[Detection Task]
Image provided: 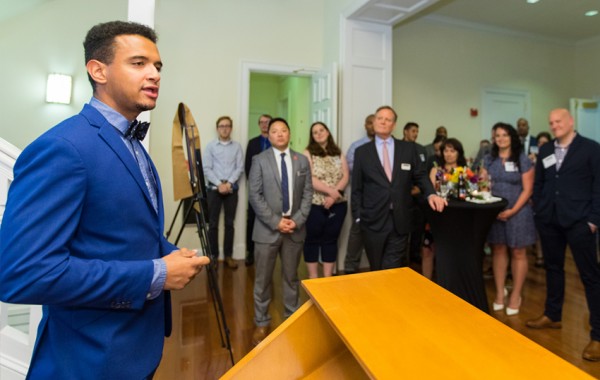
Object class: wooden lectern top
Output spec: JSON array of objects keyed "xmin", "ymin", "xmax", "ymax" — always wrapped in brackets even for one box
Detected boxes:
[
  {"xmin": 302, "ymin": 268, "xmax": 591, "ymax": 379},
  {"xmin": 222, "ymin": 268, "xmax": 592, "ymax": 379}
]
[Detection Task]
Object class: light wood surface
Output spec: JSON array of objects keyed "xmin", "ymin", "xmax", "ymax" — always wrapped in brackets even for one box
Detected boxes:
[
  {"xmin": 301, "ymin": 268, "xmax": 592, "ymax": 379},
  {"xmin": 155, "ymin": 252, "xmax": 600, "ymax": 379},
  {"xmin": 221, "ymin": 300, "xmax": 367, "ymax": 379}
]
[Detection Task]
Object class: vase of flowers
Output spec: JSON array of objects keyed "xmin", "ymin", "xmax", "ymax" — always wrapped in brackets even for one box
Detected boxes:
[{"xmin": 435, "ymin": 162, "xmax": 490, "ymax": 200}]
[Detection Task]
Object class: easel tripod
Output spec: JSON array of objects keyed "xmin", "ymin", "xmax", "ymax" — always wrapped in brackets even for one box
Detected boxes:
[{"xmin": 165, "ymin": 103, "xmax": 234, "ymax": 365}]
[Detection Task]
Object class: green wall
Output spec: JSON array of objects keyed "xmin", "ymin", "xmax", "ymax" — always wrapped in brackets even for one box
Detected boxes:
[{"xmin": 248, "ymin": 73, "xmax": 311, "ymax": 152}]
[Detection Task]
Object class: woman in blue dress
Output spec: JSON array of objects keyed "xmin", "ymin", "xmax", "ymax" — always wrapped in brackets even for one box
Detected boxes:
[{"xmin": 480, "ymin": 123, "xmax": 535, "ymax": 316}]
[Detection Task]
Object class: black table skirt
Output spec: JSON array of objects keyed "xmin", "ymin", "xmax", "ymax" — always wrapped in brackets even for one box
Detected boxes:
[{"xmin": 423, "ymin": 198, "xmax": 508, "ymax": 312}]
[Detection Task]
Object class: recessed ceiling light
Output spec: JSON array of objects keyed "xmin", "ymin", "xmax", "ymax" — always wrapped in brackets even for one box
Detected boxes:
[
  {"xmin": 526, "ymin": 0, "xmax": 539, "ymax": 4},
  {"xmin": 585, "ymin": 10, "xmax": 598, "ymax": 16}
]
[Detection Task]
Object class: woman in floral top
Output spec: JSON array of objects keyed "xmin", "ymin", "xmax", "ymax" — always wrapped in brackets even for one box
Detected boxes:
[{"xmin": 302, "ymin": 122, "xmax": 349, "ymax": 278}]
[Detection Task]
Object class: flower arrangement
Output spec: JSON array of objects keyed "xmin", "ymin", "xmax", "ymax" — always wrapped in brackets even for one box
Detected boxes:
[
  {"xmin": 443, "ymin": 166, "xmax": 477, "ymax": 185},
  {"xmin": 435, "ymin": 162, "xmax": 490, "ymax": 200}
]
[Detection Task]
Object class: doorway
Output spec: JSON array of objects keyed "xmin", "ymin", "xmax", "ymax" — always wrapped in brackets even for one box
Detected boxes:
[
  {"xmin": 481, "ymin": 88, "xmax": 530, "ymax": 139},
  {"xmin": 248, "ymin": 72, "xmax": 312, "ymax": 151}
]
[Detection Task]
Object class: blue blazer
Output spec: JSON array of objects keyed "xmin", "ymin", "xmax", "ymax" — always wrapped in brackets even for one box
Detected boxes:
[
  {"xmin": 0, "ymin": 105, "xmax": 178, "ymax": 379},
  {"xmin": 533, "ymin": 133, "xmax": 600, "ymax": 228}
]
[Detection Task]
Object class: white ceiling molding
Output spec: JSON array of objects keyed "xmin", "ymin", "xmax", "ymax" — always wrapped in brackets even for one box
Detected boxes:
[{"xmin": 347, "ymin": 0, "xmax": 439, "ymax": 25}]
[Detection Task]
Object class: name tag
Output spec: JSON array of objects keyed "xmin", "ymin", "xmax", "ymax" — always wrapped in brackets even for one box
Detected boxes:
[
  {"xmin": 543, "ymin": 154, "xmax": 557, "ymax": 169},
  {"xmin": 401, "ymin": 163, "xmax": 411, "ymax": 171},
  {"xmin": 504, "ymin": 162, "xmax": 517, "ymax": 172}
]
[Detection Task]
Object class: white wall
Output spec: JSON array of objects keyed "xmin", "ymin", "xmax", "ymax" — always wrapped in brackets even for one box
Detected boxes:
[
  {"xmin": 575, "ymin": 37, "xmax": 600, "ymax": 99},
  {"xmin": 0, "ymin": 0, "xmax": 126, "ymax": 149},
  {"xmin": 392, "ymin": 19, "xmax": 577, "ymax": 157}
]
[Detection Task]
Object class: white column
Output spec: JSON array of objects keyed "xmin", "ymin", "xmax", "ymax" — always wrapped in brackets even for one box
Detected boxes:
[{"xmin": 128, "ymin": 0, "xmax": 156, "ymax": 151}]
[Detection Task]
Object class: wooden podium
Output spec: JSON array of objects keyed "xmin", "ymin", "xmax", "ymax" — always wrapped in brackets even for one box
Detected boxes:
[{"xmin": 221, "ymin": 268, "xmax": 592, "ymax": 379}]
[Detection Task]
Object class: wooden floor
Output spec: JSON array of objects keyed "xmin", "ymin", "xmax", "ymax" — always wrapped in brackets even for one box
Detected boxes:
[{"xmin": 155, "ymin": 251, "xmax": 600, "ymax": 379}]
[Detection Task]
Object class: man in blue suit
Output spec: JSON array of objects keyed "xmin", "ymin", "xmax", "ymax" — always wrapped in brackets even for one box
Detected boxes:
[
  {"xmin": 0, "ymin": 21, "xmax": 209, "ymax": 378},
  {"xmin": 526, "ymin": 108, "xmax": 600, "ymax": 362}
]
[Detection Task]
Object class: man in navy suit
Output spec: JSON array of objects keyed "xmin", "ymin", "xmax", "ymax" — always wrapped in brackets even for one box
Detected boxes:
[
  {"xmin": 351, "ymin": 106, "xmax": 446, "ymax": 271},
  {"xmin": 526, "ymin": 108, "xmax": 600, "ymax": 362},
  {"xmin": 0, "ymin": 21, "xmax": 209, "ymax": 378},
  {"xmin": 517, "ymin": 117, "xmax": 538, "ymax": 156}
]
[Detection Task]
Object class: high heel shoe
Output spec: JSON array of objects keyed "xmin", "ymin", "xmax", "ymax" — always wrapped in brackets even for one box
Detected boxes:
[
  {"xmin": 492, "ymin": 287, "xmax": 508, "ymax": 311},
  {"xmin": 506, "ymin": 297, "xmax": 522, "ymax": 316}
]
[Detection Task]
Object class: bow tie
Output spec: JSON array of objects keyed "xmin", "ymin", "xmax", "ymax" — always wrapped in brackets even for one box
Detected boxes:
[{"xmin": 126, "ymin": 120, "xmax": 150, "ymax": 141}]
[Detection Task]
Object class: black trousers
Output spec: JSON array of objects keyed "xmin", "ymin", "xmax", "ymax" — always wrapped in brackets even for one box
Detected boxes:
[
  {"xmin": 246, "ymin": 202, "xmax": 256, "ymax": 255},
  {"xmin": 344, "ymin": 218, "xmax": 365, "ymax": 272},
  {"xmin": 207, "ymin": 189, "xmax": 238, "ymax": 258},
  {"xmin": 361, "ymin": 210, "xmax": 408, "ymax": 271},
  {"xmin": 536, "ymin": 211, "xmax": 600, "ymax": 341}
]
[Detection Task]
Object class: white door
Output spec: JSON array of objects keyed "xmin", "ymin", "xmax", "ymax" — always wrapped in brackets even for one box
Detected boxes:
[
  {"xmin": 481, "ymin": 88, "xmax": 530, "ymax": 140},
  {"xmin": 570, "ymin": 98, "xmax": 600, "ymax": 143},
  {"xmin": 0, "ymin": 138, "xmax": 42, "ymax": 380},
  {"xmin": 311, "ymin": 63, "xmax": 338, "ymax": 139}
]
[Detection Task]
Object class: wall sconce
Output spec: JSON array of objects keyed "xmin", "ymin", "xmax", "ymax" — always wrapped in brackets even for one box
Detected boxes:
[{"xmin": 46, "ymin": 73, "xmax": 72, "ymax": 104}]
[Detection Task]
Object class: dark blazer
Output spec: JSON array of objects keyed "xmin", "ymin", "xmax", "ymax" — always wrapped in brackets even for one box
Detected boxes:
[
  {"xmin": 0, "ymin": 104, "xmax": 177, "ymax": 378},
  {"xmin": 245, "ymin": 135, "xmax": 263, "ymax": 178},
  {"xmin": 524, "ymin": 135, "xmax": 538, "ymax": 155},
  {"xmin": 248, "ymin": 148, "xmax": 313, "ymax": 243},
  {"xmin": 351, "ymin": 138, "xmax": 435, "ymax": 234},
  {"xmin": 533, "ymin": 133, "xmax": 600, "ymax": 228}
]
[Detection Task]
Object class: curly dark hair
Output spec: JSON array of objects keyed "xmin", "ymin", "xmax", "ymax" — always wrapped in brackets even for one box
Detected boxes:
[
  {"xmin": 440, "ymin": 138, "xmax": 467, "ymax": 167},
  {"xmin": 84, "ymin": 21, "xmax": 158, "ymax": 90},
  {"xmin": 491, "ymin": 122, "xmax": 522, "ymax": 169},
  {"xmin": 305, "ymin": 122, "xmax": 341, "ymax": 157}
]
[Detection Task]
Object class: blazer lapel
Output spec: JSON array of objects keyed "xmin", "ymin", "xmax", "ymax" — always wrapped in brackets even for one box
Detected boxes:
[
  {"xmin": 96, "ymin": 119, "xmax": 155, "ymax": 212},
  {"xmin": 558, "ymin": 134, "xmax": 581, "ymax": 172},
  {"xmin": 265, "ymin": 150, "xmax": 282, "ymax": 188},
  {"xmin": 391, "ymin": 138, "xmax": 402, "ymax": 182}
]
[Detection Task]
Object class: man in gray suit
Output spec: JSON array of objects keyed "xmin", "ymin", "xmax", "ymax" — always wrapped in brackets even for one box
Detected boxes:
[{"xmin": 248, "ymin": 117, "xmax": 313, "ymax": 345}]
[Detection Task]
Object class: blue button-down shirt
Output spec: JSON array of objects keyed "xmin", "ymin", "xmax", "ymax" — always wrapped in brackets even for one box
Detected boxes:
[
  {"xmin": 89, "ymin": 97, "xmax": 166, "ymax": 300},
  {"xmin": 203, "ymin": 138, "xmax": 244, "ymax": 188}
]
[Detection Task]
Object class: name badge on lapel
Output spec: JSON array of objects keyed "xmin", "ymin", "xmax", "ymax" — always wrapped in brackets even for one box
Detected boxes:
[
  {"xmin": 542, "ymin": 154, "xmax": 557, "ymax": 169},
  {"xmin": 504, "ymin": 162, "xmax": 517, "ymax": 172},
  {"xmin": 401, "ymin": 163, "xmax": 411, "ymax": 171}
]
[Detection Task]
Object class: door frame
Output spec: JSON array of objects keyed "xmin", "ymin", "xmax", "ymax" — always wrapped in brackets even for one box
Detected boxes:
[{"xmin": 239, "ymin": 61, "xmax": 319, "ymax": 150}]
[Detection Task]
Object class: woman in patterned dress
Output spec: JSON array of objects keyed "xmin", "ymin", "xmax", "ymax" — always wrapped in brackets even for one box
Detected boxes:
[
  {"xmin": 480, "ymin": 123, "xmax": 535, "ymax": 316},
  {"xmin": 302, "ymin": 122, "xmax": 349, "ymax": 278}
]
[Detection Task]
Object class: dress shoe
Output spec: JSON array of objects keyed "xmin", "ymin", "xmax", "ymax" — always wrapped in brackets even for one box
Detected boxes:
[
  {"xmin": 583, "ymin": 340, "xmax": 600, "ymax": 361},
  {"xmin": 225, "ymin": 257, "xmax": 238, "ymax": 269},
  {"xmin": 526, "ymin": 315, "xmax": 562, "ymax": 329},
  {"xmin": 492, "ymin": 287, "xmax": 508, "ymax": 311},
  {"xmin": 251, "ymin": 325, "xmax": 270, "ymax": 346},
  {"xmin": 245, "ymin": 253, "xmax": 254, "ymax": 266},
  {"xmin": 506, "ymin": 297, "xmax": 521, "ymax": 316}
]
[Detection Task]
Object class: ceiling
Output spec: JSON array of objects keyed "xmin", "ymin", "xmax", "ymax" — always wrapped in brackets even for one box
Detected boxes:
[
  {"xmin": 350, "ymin": 0, "xmax": 600, "ymax": 44},
  {"xmin": 2, "ymin": 0, "xmax": 600, "ymax": 44}
]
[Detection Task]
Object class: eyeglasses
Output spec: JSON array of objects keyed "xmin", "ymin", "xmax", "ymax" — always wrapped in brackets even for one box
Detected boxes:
[{"xmin": 217, "ymin": 124, "xmax": 232, "ymax": 129}]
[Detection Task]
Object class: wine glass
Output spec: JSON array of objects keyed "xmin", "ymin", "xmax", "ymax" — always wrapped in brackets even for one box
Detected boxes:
[{"xmin": 439, "ymin": 181, "xmax": 450, "ymax": 199}]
